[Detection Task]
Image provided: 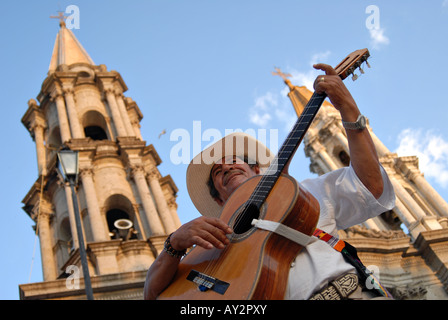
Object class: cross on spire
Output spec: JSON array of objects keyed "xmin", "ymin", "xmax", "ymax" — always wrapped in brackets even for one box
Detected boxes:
[
  {"xmin": 271, "ymin": 67, "xmax": 292, "ymax": 81},
  {"xmin": 272, "ymin": 67, "xmax": 295, "ymax": 91},
  {"xmin": 50, "ymin": 10, "xmax": 68, "ymax": 27}
]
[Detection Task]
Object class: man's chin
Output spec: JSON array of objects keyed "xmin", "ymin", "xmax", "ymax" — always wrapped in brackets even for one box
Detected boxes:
[{"xmin": 225, "ymin": 176, "xmax": 247, "ymax": 194}]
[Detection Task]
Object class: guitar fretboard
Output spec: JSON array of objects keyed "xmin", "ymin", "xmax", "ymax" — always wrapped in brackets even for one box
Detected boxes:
[{"xmin": 249, "ymin": 92, "xmax": 327, "ymax": 209}]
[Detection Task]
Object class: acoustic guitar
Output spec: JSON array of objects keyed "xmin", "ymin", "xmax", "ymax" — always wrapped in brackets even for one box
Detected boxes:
[{"xmin": 158, "ymin": 49, "xmax": 371, "ymax": 300}]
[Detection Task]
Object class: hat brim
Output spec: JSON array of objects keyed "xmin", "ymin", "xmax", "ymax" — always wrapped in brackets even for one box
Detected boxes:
[{"xmin": 186, "ymin": 132, "xmax": 275, "ymax": 218}]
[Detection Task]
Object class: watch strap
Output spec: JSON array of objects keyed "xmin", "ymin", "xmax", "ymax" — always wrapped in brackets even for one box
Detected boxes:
[{"xmin": 342, "ymin": 114, "xmax": 366, "ymax": 130}]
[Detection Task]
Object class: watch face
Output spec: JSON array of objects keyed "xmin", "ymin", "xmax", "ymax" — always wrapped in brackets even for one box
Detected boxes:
[{"xmin": 359, "ymin": 115, "xmax": 367, "ymax": 128}]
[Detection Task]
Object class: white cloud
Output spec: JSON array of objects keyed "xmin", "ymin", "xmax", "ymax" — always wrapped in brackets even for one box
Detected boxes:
[
  {"xmin": 310, "ymin": 51, "xmax": 332, "ymax": 66},
  {"xmin": 395, "ymin": 129, "xmax": 448, "ymax": 188},
  {"xmin": 248, "ymin": 92, "xmax": 276, "ymax": 127},
  {"xmin": 369, "ymin": 27, "xmax": 390, "ymax": 49},
  {"xmin": 249, "ymin": 51, "xmax": 332, "ymax": 130},
  {"xmin": 287, "ymin": 50, "xmax": 331, "ymax": 91},
  {"xmin": 287, "ymin": 69, "xmax": 319, "ymax": 92}
]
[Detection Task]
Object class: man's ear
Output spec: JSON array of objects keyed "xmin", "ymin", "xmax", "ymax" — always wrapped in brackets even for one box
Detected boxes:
[{"xmin": 213, "ymin": 196, "xmax": 225, "ymax": 206}]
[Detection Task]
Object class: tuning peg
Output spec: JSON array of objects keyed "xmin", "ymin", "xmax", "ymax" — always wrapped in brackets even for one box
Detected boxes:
[
  {"xmin": 359, "ymin": 66, "xmax": 365, "ymax": 74},
  {"xmin": 365, "ymin": 60, "xmax": 371, "ymax": 68},
  {"xmin": 352, "ymin": 73, "xmax": 358, "ymax": 81}
]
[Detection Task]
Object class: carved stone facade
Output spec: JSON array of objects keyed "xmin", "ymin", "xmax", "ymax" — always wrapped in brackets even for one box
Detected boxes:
[
  {"xmin": 19, "ymin": 21, "xmax": 180, "ymax": 300},
  {"xmin": 284, "ymin": 82, "xmax": 448, "ymax": 300}
]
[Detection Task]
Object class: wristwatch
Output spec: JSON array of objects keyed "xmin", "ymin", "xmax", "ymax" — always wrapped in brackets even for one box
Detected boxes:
[{"xmin": 342, "ymin": 114, "xmax": 367, "ymax": 130}]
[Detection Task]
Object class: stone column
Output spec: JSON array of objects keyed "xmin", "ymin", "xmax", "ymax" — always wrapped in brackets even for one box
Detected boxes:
[
  {"xmin": 408, "ymin": 172, "xmax": 448, "ymax": 217},
  {"xmin": 319, "ymin": 149, "xmax": 339, "ymax": 171},
  {"xmin": 132, "ymin": 204, "xmax": 148, "ymax": 240},
  {"xmin": 392, "ymin": 197, "xmax": 417, "ymax": 228},
  {"xmin": 147, "ymin": 167, "xmax": 177, "ymax": 234},
  {"xmin": 390, "ymin": 177, "xmax": 427, "ymax": 220},
  {"xmin": 131, "ymin": 166, "xmax": 165, "ymax": 236},
  {"xmin": 104, "ymin": 116, "xmax": 116, "ymax": 141},
  {"xmin": 167, "ymin": 195, "xmax": 182, "ymax": 228},
  {"xmin": 309, "ymin": 157, "xmax": 327, "ymax": 175},
  {"xmin": 62, "ymin": 87, "xmax": 84, "ymax": 139},
  {"xmin": 334, "ymin": 131, "xmax": 349, "ymax": 154},
  {"xmin": 116, "ymin": 93, "xmax": 136, "ymax": 137},
  {"xmin": 37, "ymin": 205, "xmax": 58, "ymax": 281},
  {"xmin": 311, "ymin": 140, "xmax": 339, "ymax": 171},
  {"xmin": 51, "ymin": 87, "xmax": 71, "ymax": 143},
  {"xmin": 364, "ymin": 217, "xmax": 382, "ymax": 231},
  {"xmin": 62, "ymin": 182, "xmax": 79, "ymax": 249},
  {"xmin": 79, "ymin": 168, "xmax": 108, "ymax": 242},
  {"xmin": 105, "ymin": 89, "xmax": 127, "ymax": 137},
  {"xmin": 305, "ymin": 140, "xmax": 339, "ymax": 174},
  {"xmin": 32, "ymin": 123, "xmax": 47, "ymax": 176},
  {"xmin": 369, "ymin": 129, "xmax": 390, "ymax": 158},
  {"xmin": 130, "ymin": 118, "xmax": 143, "ymax": 140}
]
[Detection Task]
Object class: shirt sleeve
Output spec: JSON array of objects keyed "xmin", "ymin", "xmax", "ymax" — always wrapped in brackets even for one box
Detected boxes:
[{"xmin": 301, "ymin": 164, "xmax": 396, "ymax": 230}]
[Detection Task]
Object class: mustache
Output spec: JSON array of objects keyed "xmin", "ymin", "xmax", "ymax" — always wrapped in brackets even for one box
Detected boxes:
[{"xmin": 223, "ymin": 169, "xmax": 245, "ymax": 186}]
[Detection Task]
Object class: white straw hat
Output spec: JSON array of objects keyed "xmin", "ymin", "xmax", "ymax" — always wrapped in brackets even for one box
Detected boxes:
[{"xmin": 186, "ymin": 132, "xmax": 275, "ymax": 217}]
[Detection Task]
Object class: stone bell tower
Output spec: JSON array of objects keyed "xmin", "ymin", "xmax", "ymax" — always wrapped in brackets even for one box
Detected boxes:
[
  {"xmin": 274, "ymin": 70, "xmax": 448, "ymax": 299},
  {"xmin": 19, "ymin": 19, "xmax": 180, "ymax": 299}
]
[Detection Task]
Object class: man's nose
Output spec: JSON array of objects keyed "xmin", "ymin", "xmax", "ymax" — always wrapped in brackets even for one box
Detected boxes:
[{"xmin": 221, "ymin": 163, "xmax": 235, "ymax": 174}]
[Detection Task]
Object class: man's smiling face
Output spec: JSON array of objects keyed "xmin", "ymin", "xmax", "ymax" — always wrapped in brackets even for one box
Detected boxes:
[{"xmin": 210, "ymin": 156, "xmax": 260, "ymax": 206}]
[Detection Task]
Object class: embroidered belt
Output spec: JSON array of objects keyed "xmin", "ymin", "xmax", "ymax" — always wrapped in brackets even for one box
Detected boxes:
[{"xmin": 309, "ymin": 273, "xmax": 359, "ymax": 300}]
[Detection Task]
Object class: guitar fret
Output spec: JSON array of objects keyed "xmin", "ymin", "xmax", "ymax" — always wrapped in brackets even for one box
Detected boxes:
[{"xmin": 249, "ymin": 92, "xmax": 327, "ymax": 209}]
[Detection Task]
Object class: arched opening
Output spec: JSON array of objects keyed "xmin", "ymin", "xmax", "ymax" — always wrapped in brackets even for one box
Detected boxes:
[
  {"xmin": 106, "ymin": 209, "xmax": 130, "ymax": 232},
  {"xmin": 82, "ymin": 110, "xmax": 110, "ymax": 141},
  {"xmin": 56, "ymin": 217, "xmax": 74, "ymax": 274},
  {"xmin": 84, "ymin": 126, "xmax": 108, "ymax": 140},
  {"xmin": 77, "ymin": 71, "xmax": 90, "ymax": 78},
  {"xmin": 338, "ymin": 150, "xmax": 350, "ymax": 167},
  {"xmin": 104, "ymin": 194, "xmax": 140, "ymax": 240}
]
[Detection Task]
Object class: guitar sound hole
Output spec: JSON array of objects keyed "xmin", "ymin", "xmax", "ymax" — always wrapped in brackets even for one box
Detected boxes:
[{"xmin": 233, "ymin": 203, "xmax": 260, "ymax": 235}]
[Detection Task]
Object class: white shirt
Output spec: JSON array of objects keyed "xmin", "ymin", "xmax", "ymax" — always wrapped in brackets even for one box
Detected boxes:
[{"xmin": 285, "ymin": 165, "xmax": 396, "ymax": 300}]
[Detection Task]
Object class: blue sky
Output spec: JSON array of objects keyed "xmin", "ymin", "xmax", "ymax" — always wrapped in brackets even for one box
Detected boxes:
[{"xmin": 1, "ymin": 0, "xmax": 448, "ymax": 300}]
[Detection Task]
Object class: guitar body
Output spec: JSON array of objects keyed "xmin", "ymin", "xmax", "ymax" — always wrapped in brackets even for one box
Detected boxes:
[{"xmin": 157, "ymin": 173, "xmax": 319, "ymax": 300}]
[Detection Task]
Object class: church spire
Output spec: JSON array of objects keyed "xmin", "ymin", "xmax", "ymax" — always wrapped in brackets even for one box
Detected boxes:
[
  {"xmin": 48, "ymin": 13, "xmax": 94, "ymax": 72},
  {"xmin": 272, "ymin": 67, "xmax": 333, "ymax": 116}
]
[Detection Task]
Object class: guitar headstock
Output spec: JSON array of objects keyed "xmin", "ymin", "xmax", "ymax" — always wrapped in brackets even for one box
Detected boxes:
[{"xmin": 334, "ymin": 48, "xmax": 370, "ymax": 81}]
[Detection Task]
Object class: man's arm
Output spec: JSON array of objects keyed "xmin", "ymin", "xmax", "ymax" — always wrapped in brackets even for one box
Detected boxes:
[
  {"xmin": 143, "ymin": 216, "xmax": 232, "ymax": 300},
  {"xmin": 313, "ymin": 63, "xmax": 383, "ymax": 199}
]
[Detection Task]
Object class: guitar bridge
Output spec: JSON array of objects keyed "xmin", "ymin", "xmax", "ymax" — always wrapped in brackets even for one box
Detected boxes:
[{"xmin": 186, "ymin": 270, "xmax": 230, "ymax": 295}]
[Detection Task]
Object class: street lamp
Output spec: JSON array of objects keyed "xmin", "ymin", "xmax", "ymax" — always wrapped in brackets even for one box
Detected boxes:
[{"xmin": 57, "ymin": 149, "xmax": 94, "ymax": 300}]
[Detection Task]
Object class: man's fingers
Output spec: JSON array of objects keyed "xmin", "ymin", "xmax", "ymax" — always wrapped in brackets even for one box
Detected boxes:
[
  {"xmin": 313, "ymin": 63, "xmax": 337, "ymax": 75},
  {"xmin": 171, "ymin": 216, "xmax": 233, "ymax": 251},
  {"xmin": 194, "ymin": 230, "xmax": 228, "ymax": 250},
  {"xmin": 313, "ymin": 63, "xmax": 339, "ymax": 94},
  {"xmin": 190, "ymin": 217, "xmax": 232, "ymax": 250},
  {"xmin": 204, "ymin": 217, "xmax": 233, "ymax": 234},
  {"xmin": 201, "ymin": 219, "xmax": 231, "ymax": 249},
  {"xmin": 192, "ymin": 236, "xmax": 214, "ymax": 250}
]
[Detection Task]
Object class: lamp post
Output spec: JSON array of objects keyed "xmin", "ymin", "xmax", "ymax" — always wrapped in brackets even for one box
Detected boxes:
[{"xmin": 57, "ymin": 150, "xmax": 94, "ymax": 300}]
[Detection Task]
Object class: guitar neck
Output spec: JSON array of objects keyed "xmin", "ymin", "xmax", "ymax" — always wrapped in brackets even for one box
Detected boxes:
[
  {"xmin": 247, "ymin": 48, "xmax": 370, "ymax": 210},
  {"xmin": 274, "ymin": 91, "xmax": 327, "ymax": 174},
  {"xmin": 250, "ymin": 92, "xmax": 327, "ymax": 208}
]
